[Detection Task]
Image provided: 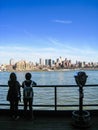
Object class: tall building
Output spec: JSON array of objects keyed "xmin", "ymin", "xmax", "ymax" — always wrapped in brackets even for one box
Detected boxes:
[
  {"xmin": 45, "ymin": 59, "xmax": 48, "ymax": 66},
  {"xmin": 39, "ymin": 58, "xmax": 44, "ymax": 65},
  {"xmin": 9, "ymin": 58, "xmax": 14, "ymax": 65},
  {"xmin": 45, "ymin": 59, "xmax": 52, "ymax": 67},
  {"xmin": 48, "ymin": 59, "xmax": 52, "ymax": 67}
]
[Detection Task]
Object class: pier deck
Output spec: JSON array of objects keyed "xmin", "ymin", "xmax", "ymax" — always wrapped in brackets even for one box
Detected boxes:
[{"xmin": 0, "ymin": 110, "xmax": 98, "ymax": 130}]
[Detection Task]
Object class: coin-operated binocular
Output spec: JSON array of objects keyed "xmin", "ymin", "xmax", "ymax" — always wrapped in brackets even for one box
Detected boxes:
[
  {"xmin": 72, "ymin": 71, "xmax": 91, "ymax": 128},
  {"xmin": 74, "ymin": 71, "xmax": 88, "ymax": 87}
]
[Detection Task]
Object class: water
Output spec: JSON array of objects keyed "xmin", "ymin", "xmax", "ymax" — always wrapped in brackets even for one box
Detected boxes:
[{"xmin": 0, "ymin": 70, "xmax": 98, "ymax": 110}]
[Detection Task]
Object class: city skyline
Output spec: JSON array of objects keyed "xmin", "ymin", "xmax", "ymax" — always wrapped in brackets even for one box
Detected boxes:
[
  {"xmin": 1, "ymin": 56, "xmax": 98, "ymax": 66},
  {"xmin": 0, "ymin": 0, "xmax": 98, "ymax": 64}
]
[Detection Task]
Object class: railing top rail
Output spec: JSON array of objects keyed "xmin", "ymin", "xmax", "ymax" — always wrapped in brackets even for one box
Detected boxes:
[{"xmin": 0, "ymin": 84, "xmax": 98, "ymax": 87}]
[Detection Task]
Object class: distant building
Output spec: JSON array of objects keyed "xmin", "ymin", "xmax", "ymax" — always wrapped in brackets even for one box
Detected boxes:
[
  {"xmin": 39, "ymin": 58, "xmax": 44, "ymax": 65},
  {"xmin": 45, "ymin": 59, "xmax": 49, "ymax": 66},
  {"xmin": 48, "ymin": 59, "xmax": 52, "ymax": 67},
  {"xmin": 10, "ymin": 58, "xmax": 15, "ymax": 65}
]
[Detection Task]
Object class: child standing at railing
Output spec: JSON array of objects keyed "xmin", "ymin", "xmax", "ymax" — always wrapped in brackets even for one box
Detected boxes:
[
  {"xmin": 7, "ymin": 72, "xmax": 21, "ymax": 120},
  {"xmin": 22, "ymin": 72, "xmax": 37, "ymax": 120}
]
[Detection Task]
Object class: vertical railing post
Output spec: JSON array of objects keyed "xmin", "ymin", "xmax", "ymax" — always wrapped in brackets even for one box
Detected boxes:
[{"xmin": 54, "ymin": 86, "xmax": 57, "ymax": 111}]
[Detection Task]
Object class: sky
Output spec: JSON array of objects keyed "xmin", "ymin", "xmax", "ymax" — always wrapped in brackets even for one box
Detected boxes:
[{"xmin": 0, "ymin": 0, "xmax": 98, "ymax": 64}]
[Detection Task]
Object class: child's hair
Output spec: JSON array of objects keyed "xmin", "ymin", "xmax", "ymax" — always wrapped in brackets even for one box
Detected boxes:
[
  {"xmin": 10, "ymin": 72, "xmax": 16, "ymax": 81},
  {"xmin": 25, "ymin": 72, "xmax": 31, "ymax": 80}
]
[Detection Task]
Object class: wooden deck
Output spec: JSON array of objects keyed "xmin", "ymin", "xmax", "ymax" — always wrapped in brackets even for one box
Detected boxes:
[{"xmin": 0, "ymin": 110, "xmax": 98, "ymax": 130}]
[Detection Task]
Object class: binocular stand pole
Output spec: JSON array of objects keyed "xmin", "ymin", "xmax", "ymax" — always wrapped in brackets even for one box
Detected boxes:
[{"xmin": 72, "ymin": 85, "xmax": 91, "ymax": 128}]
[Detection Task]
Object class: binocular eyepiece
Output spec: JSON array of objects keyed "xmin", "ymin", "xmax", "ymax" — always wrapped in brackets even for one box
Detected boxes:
[{"xmin": 74, "ymin": 71, "xmax": 88, "ymax": 87}]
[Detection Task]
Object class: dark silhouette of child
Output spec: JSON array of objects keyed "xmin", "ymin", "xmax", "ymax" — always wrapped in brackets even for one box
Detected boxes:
[
  {"xmin": 7, "ymin": 72, "xmax": 21, "ymax": 120},
  {"xmin": 22, "ymin": 72, "xmax": 37, "ymax": 120}
]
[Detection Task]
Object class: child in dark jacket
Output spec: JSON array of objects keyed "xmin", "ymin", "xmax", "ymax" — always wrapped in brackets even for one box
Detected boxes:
[{"xmin": 7, "ymin": 72, "xmax": 21, "ymax": 120}]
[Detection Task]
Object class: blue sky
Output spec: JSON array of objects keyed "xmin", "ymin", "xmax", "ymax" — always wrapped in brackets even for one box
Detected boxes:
[{"xmin": 0, "ymin": 0, "xmax": 98, "ymax": 64}]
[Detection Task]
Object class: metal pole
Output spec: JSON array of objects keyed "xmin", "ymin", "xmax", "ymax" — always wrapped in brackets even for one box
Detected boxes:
[
  {"xmin": 79, "ymin": 86, "xmax": 83, "ymax": 116},
  {"xmin": 54, "ymin": 86, "xmax": 57, "ymax": 111}
]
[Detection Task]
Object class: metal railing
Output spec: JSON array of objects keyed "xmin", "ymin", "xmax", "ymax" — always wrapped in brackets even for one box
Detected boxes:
[{"xmin": 0, "ymin": 84, "xmax": 98, "ymax": 111}]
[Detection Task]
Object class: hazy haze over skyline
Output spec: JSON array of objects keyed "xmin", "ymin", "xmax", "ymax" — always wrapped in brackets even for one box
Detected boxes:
[{"xmin": 0, "ymin": 0, "xmax": 98, "ymax": 64}]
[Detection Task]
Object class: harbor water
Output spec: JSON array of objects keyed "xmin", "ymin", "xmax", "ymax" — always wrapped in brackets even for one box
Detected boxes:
[{"xmin": 0, "ymin": 70, "xmax": 98, "ymax": 110}]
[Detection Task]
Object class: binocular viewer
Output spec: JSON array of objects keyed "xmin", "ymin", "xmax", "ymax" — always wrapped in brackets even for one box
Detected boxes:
[
  {"xmin": 74, "ymin": 71, "xmax": 88, "ymax": 87},
  {"xmin": 72, "ymin": 71, "xmax": 91, "ymax": 128}
]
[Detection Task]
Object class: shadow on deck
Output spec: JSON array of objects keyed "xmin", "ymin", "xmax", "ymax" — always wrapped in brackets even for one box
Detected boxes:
[{"xmin": 0, "ymin": 110, "xmax": 98, "ymax": 130}]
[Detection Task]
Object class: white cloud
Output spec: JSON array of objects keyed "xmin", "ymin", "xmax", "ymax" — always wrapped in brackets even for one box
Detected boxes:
[
  {"xmin": 53, "ymin": 19, "xmax": 72, "ymax": 24},
  {"xmin": 0, "ymin": 45, "xmax": 58, "ymax": 64},
  {"xmin": 0, "ymin": 38, "xmax": 98, "ymax": 65}
]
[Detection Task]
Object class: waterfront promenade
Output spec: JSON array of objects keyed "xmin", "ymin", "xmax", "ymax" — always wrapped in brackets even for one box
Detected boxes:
[{"xmin": 0, "ymin": 110, "xmax": 98, "ymax": 130}]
